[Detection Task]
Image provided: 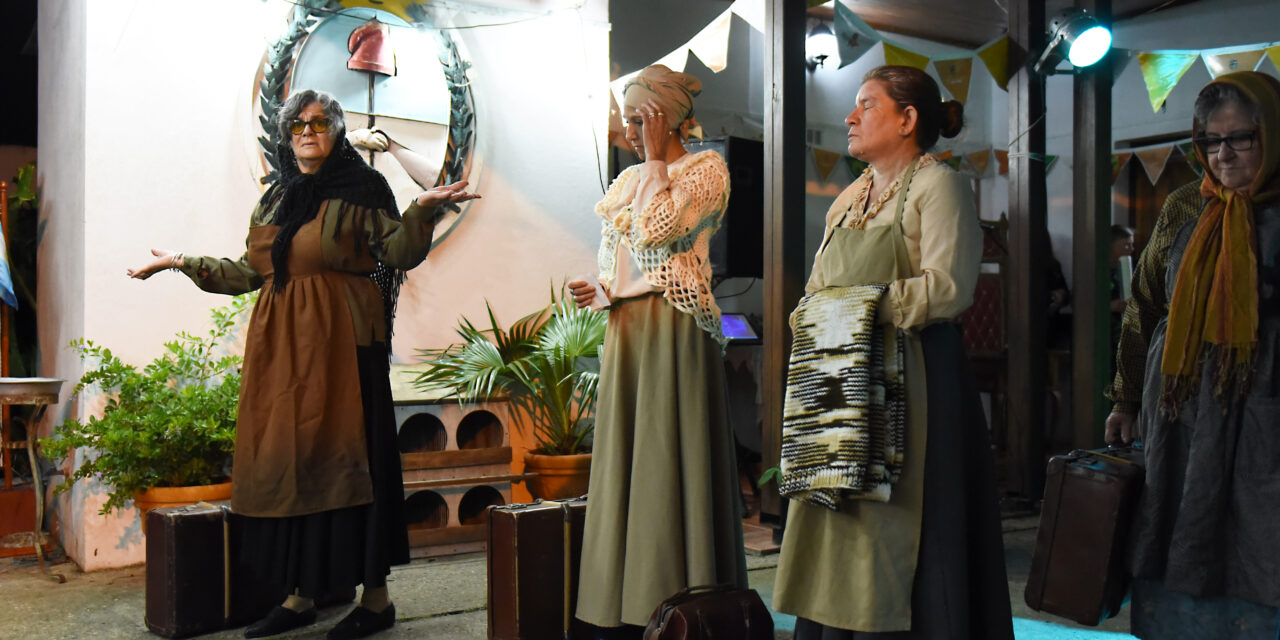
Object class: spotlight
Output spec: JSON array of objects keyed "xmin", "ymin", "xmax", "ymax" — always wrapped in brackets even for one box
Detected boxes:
[
  {"xmin": 1032, "ymin": 7, "xmax": 1112, "ymax": 75},
  {"xmin": 805, "ymin": 23, "xmax": 839, "ymax": 71}
]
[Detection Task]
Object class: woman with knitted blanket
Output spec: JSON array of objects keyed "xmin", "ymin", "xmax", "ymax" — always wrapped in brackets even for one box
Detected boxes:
[
  {"xmin": 127, "ymin": 89, "xmax": 477, "ymax": 640},
  {"xmin": 772, "ymin": 66, "xmax": 1012, "ymax": 639},
  {"xmin": 1116, "ymin": 71, "xmax": 1280, "ymax": 640},
  {"xmin": 568, "ymin": 64, "xmax": 747, "ymax": 637}
]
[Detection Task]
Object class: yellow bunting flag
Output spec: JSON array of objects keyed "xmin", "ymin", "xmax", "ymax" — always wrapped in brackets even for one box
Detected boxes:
[
  {"xmin": 933, "ymin": 57, "xmax": 974, "ymax": 103},
  {"xmin": 834, "ymin": 1, "xmax": 880, "ymax": 70},
  {"xmin": 994, "ymin": 149, "xmax": 1009, "ymax": 175},
  {"xmin": 1135, "ymin": 145, "xmax": 1175, "ymax": 184},
  {"xmin": 846, "ymin": 156, "xmax": 869, "ymax": 178},
  {"xmin": 968, "ymin": 150, "xmax": 991, "ymax": 176},
  {"xmin": 688, "ymin": 9, "xmax": 733, "ymax": 73},
  {"xmin": 1202, "ymin": 46, "xmax": 1266, "ymax": 79},
  {"xmin": 1138, "ymin": 51, "xmax": 1200, "ymax": 113},
  {"xmin": 1111, "ymin": 152, "xmax": 1132, "ymax": 184},
  {"xmin": 1268, "ymin": 46, "xmax": 1280, "ymax": 73},
  {"xmin": 882, "ymin": 41, "xmax": 929, "ymax": 71},
  {"xmin": 977, "ymin": 36, "xmax": 1011, "ymax": 91},
  {"xmin": 813, "ymin": 148, "xmax": 842, "ymax": 182},
  {"xmin": 338, "ymin": 0, "xmax": 417, "ymax": 22}
]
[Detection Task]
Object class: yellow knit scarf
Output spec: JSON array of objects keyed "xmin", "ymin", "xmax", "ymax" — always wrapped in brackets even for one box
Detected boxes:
[{"xmin": 1160, "ymin": 71, "xmax": 1280, "ymax": 415}]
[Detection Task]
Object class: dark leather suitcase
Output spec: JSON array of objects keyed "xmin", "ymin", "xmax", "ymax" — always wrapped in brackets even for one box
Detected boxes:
[
  {"xmin": 487, "ymin": 497, "xmax": 588, "ymax": 640},
  {"xmin": 1024, "ymin": 445, "xmax": 1145, "ymax": 626},
  {"xmin": 144, "ymin": 502, "xmax": 283, "ymax": 637},
  {"xmin": 145, "ymin": 502, "xmax": 230, "ymax": 638},
  {"xmin": 643, "ymin": 585, "xmax": 774, "ymax": 640}
]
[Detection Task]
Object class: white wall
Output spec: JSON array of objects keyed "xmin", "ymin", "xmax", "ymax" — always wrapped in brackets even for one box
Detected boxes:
[{"xmin": 39, "ymin": 0, "xmax": 608, "ymax": 570}]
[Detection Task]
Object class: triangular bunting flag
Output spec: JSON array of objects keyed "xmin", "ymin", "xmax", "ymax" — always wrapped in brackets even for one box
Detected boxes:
[
  {"xmin": 655, "ymin": 46, "xmax": 691, "ymax": 73},
  {"xmin": 943, "ymin": 156, "xmax": 964, "ymax": 170},
  {"xmin": 845, "ymin": 156, "xmax": 869, "ymax": 178},
  {"xmin": 936, "ymin": 150, "xmax": 954, "ymax": 161},
  {"xmin": 968, "ymin": 150, "xmax": 991, "ymax": 176},
  {"xmin": 994, "ymin": 149, "xmax": 1009, "ymax": 175},
  {"xmin": 977, "ymin": 36, "xmax": 1011, "ymax": 91},
  {"xmin": 1138, "ymin": 51, "xmax": 1199, "ymax": 113},
  {"xmin": 813, "ymin": 148, "xmax": 842, "ymax": 182},
  {"xmin": 933, "ymin": 57, "xmax": 973, "ymax": 103},
  {"xmin": 688, "ymin": 9, "xmax": 733, "ymax": 73},
  {"xmin": 882, "ymin": 41, "xmax": 929, "ymax": 71},
  {"xmin": 1177, "ymin": 142, "xmax": 1204, "ymax": 177},
  {"xmin": 1044, "ymin": 154, "xmax": 1059, "ymax": 174},
  {"xmin": 1110, "ymin": 152, "xmax": 1132, "ymax": 184},
  {"xmin": 833, "ymin": 0, "xmax": 880, "ymax": 70},
  {"xmin": 728, "ymin": 0, "xmax": 764, "ymax": 34},
  {"xmin": 1268, "ymin": 46, "xmax": 1280, "ymax": 73},
  {"xmin": 1202, "ymin": 45, "xmax": 1266, "ymax": 78},
  {"xmin": 1135, "ymin": 145, "xmax": 1175, "ymax": 184}
]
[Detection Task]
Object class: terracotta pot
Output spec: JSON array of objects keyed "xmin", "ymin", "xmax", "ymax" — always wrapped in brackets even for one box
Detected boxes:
[
  {"xmin": 523, "ymin": 452, "xmax": 591, "ymax": 501},
  {"xmin": 133, "ymin": 481, "xmax": 232, "ymax": 534}
]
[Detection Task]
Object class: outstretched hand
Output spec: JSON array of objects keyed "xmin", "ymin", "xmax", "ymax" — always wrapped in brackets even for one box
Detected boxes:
[
  {"xmin": 127, "ymin": 248, "xmax": 182, "ymax": 280},
  {"xmin": 415, "ymin": 180, "xmax": 481, "ymax": 209}
]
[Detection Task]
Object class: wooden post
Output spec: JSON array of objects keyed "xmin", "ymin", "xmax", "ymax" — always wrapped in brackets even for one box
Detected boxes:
[
  {"xmin": 759, "ymin": 0, "xmax": 806, "ymax": 522},
  {"xmin": 1006, "ymin": 0, "xmax": 1048, "ymax": 501},
  {"xmin": 1072, "ymin": 0, "xmax": 1114, "ymax": 448}
]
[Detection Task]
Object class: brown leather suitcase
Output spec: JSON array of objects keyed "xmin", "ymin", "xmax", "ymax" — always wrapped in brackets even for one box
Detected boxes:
[
  {"xmin": 487, "ymin": 497, "xmax": 587, "ymax": 640},
  {"xmin": 145, "ymin": 502, "xmax": 230, "ymax": 638},
  {"xmin": 144, "ymin": 503, "xmax": 284, "ymax": 637},
  {"xmin": 1024, "ymin": 446, "xmax": 1145, "ymax": 626},
  {"xmin": 642, "ymin": 585, "xmax": 774, "ymax": 640}
]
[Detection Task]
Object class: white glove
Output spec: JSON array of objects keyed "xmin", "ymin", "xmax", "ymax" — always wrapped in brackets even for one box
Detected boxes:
[{"xmin": 346, "ymin": 128, "xmax": 389, "ymax": 152}]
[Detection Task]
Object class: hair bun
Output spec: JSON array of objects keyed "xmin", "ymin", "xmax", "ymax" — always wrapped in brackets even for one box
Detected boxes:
[{"xmin": 939, "ymin": 100, "xmax": 964, "ymax": 139}]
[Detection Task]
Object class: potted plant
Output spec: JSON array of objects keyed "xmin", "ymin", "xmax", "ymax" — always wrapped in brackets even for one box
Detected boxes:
[
  {"xmin": 42, "ymin": 294, "xmax": 254, "ymax": 529},
  {"xmin": 413, "ymin": 287, "xmax": 607, "ymax": 499}
]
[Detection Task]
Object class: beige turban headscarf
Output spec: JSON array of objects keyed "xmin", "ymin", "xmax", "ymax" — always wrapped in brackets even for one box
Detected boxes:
[{"xmin": 623, "ymin": 64, "xmax": 703, "ymax": 138}]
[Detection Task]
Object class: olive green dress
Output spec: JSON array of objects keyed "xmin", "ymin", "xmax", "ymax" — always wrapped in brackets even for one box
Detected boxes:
[{"xmin": 773, "ymin": 158, "xmax": 1012, "ymax": 638}]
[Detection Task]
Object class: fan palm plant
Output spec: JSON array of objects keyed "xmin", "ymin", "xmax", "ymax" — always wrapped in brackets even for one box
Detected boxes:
[{"xmin": 413, "ymin": 287, "xmax": 607, "ymax": 455}]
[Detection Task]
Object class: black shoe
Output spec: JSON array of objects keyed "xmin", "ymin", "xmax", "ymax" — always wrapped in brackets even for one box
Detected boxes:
[
  {"xmin": 326, "ymin": 604, "xmax": 396, "ymax": 640},
  {"xmin": 244, "ymin": 606, "xmax": 317, "ymax": 638}
]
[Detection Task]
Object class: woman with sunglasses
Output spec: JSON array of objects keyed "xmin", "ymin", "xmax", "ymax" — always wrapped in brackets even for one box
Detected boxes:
[
  {"xmin": 127, "ymin": 89, "xmax": 477, "ymax": 640},
  {"xmin": 1106, "ymin": 71, "xmax": 1280, "ymax": 638}
]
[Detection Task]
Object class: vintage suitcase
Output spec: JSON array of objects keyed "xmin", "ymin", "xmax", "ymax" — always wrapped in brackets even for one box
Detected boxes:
[
  {"xmin": 487, "ymin": 496, "xmax": 588, "ymax": 640},
  {"xmin": 144, "ymin": 503, "xmax": 285, "ymax": 638},
  {"xmin": 1024, "ymin": 445, "xmax": 1145, "ymax": 626},
  {"xmin": 643, "ymin": 585, "xmax": 774, "ymax": 640}
]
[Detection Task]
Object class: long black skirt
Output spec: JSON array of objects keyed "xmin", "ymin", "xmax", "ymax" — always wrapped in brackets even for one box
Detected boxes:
[
  {"xmin": 238, "ymin": 343, "xmax": 410, "ymax": 597},
  {"xmin": 793, "ymin": 323, "xmax": 1014, "ymax": 640}
]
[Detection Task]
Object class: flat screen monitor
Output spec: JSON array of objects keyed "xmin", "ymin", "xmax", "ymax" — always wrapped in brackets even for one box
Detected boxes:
[{"xmin": 721, "ymin": 313, "xmax": 760, "ymax": 344}]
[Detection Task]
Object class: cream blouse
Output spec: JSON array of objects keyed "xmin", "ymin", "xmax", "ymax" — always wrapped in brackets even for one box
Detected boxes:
[{"xmin": 806, "ymin": 157, "xmax": 981, "ymax": 330}]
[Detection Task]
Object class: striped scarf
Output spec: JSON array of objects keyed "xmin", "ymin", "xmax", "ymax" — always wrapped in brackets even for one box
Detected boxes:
[{"xmin": 780, "ymin": 284, "xmax": 906, "ymax": 509}]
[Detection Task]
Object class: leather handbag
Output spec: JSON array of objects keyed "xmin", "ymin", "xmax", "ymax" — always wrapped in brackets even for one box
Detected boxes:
[{"xmin": 642, "ymin": 585, "xmax": 773, "ymax": 640}]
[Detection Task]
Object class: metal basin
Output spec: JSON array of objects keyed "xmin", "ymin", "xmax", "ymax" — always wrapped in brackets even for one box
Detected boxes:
[{"xmin": 0, "ymin": 378, "xmax": 64, "ymax": 405}]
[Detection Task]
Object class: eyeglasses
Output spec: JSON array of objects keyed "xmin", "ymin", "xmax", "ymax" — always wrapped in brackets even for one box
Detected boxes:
[
  {"xmin": 289, "ymin": 117, "xmax": 331, "ymax": 135},
  {"xmin": 1193, "ymin": 131, "xmax": 1256, "ymax": 154}
]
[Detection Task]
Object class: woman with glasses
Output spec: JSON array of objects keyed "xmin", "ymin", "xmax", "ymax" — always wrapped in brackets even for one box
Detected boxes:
[
  {"xmin": 1107, "ymin": 71, "xmax": 1280, "ymax": 639},
  {"xmin": 128, "ymin": 89, "xmax": 477, "ymax": 640}
]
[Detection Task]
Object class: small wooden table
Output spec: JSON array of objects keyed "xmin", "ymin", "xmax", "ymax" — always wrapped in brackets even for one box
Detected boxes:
[{"xmin": 0, "ymin": 377, "xmax": 65, "ymax": 583}]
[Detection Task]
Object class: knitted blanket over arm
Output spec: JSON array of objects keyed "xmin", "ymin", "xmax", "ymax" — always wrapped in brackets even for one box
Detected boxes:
[
  {"xmin": 597, "ymin": 150, "xmax": 730, "ymax": 346},
  {"xmin": 779, "ymin": 284, "xmax": 907, "ymax": 509}
]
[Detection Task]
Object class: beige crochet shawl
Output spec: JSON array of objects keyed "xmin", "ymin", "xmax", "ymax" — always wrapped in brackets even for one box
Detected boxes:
[{"xmin": 596, "ymin": 150, "xmax": 730, "ymax": 346}]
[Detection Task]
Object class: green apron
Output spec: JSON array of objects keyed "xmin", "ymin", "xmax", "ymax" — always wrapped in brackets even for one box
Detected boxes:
[{"xmin": 772, "ymin": 158, "xmax": 932, "ymax": 632}]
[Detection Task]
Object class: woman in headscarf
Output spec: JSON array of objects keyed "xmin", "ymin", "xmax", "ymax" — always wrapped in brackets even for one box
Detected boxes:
[
  {"xmin": 128, "ymin": 89, "xmax": 477, "ymax": 640},
  {"xmin": 771, "ymin": 65, "xmax": 1012, "ymax": 639},
  {"xmin": 567, "ymin": 64, "xmax": 747, "ymax": 637},
  {"xmin": 1121, "ymin": 70, "xmax": 1280, "ymax": 639}
]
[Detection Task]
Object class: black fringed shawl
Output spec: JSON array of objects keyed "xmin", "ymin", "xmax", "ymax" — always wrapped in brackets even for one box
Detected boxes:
[{"xmin": 263, "ymin": 139, "xmax": 406, "ymax": 345}]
